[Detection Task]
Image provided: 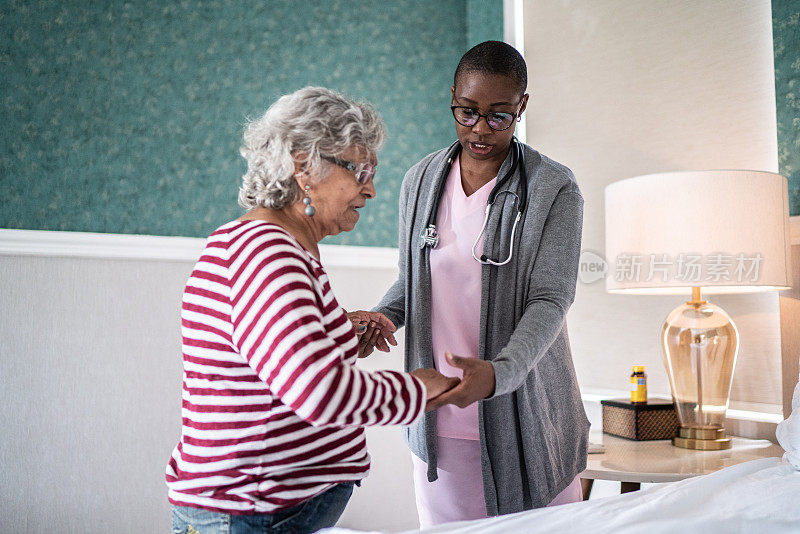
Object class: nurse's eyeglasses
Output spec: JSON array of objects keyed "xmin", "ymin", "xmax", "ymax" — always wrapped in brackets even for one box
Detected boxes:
[
  {"xmin": 450, "ymin": 105, "xmax": 521, "ymax": 131},
  {"xmin": 321, "ymin": 155, "xmax": 376, "ymax": 184}
]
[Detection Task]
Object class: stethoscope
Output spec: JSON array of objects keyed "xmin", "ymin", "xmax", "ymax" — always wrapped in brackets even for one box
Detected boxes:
[{"xmin": 419, "ymin": 137, "xmax": 527, "ymax": 266}]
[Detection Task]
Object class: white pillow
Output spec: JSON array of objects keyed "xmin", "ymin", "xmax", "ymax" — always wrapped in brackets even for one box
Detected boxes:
[{"xmin": 775, "ymin": 371, "xmax": 800, "ymax": 470}]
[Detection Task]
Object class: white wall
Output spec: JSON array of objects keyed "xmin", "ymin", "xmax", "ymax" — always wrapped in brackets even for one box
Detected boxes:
[
  {"xmin": 2, "ymin": 232, "xmax": 640, "ymax": 533},
  {"xmin": 522, "ymin": 0, "xmax": 787, "ymax": 414},
  {"xmin": 4, "ymin": 230, "xmax": 774, "ymax": 532},
  {"xmin": 0, "ymin": 254, "xmax": 189, "ymax": 533},
  {"xmin": 0, "ymin": 241, "xmax": 422, "ymax": 533}
]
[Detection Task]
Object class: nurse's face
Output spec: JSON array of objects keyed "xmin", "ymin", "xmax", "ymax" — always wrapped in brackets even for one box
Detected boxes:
[{"xmin": 450, "ymin": 72, "xmax": 528, "ymax": 165}]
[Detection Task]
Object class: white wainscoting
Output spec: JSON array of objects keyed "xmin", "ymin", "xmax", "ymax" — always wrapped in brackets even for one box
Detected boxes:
[
  {"xmin": 0, "ymin": 229, "xmax": 412, "ymax": 533},
  {"xmin": 0, "ymin": 228, "xmax": 788, "ymax": 532}
]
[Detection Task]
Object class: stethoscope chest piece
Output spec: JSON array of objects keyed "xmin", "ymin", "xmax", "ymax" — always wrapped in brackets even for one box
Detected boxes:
[{"xmin": 419, "ymin": 225, "xmax": 439, "ymax": 249}]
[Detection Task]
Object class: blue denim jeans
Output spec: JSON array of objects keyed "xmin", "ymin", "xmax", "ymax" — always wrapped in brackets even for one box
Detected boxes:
[{"xmin": 171, "ymin": 482, "xmax": 354, "ymax": 534}]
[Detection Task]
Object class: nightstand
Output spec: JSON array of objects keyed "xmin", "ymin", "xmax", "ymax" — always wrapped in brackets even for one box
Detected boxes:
[{"xmin": 580, "ymin": 430, "xmax": 785, "ymax": 498}]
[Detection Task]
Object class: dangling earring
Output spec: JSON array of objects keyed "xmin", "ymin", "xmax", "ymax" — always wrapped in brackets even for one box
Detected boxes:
[{"xmin": 303, "ymin": 184, "xmax": 315, "ymax": 216}]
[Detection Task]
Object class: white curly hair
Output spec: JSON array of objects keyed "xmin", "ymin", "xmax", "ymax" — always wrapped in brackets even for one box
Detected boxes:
[{"xmin": 238, "ymin": 86, "xmax": 386, "ymax": 210}]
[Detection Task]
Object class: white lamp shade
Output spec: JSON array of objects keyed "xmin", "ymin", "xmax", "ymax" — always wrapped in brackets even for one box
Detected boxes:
[{"xmin": 605, "ymin": 170, "xmax": 792, "ymax": 294}]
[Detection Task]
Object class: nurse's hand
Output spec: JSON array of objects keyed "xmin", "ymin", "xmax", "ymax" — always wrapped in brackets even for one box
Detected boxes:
[
  {"xmin": 409, "ymin": 368, "xmax": 461, "ymax": 411},
  {"xmin": 426, "ymin": 352, "xmax": 496, "ymax": 410},
  {"xmin": 345, "ymin": 310, "xmax": 397, "ymax": 358}
]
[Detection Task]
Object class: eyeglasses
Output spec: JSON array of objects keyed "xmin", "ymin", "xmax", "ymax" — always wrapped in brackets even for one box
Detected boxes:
[
  {"xmin": 321, "ymin": 155, "xmax": 376, "ymax": 185},
  {"xmin": 450, "ymin": 105, "xmax": 520, "ymax": 131}
]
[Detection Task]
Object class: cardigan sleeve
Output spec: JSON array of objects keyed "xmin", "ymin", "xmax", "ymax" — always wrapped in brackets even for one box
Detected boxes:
[
  {"xmin": 229, "ymin": 230, "xmax": 425, "ymax": 427},
  {"xmin": 489, "ymin": 190, "xmax": 584, "ymax": 397}
]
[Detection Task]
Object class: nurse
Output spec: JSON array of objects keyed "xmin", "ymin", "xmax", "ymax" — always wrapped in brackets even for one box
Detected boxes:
[{"xmin": 365, "ymin": 40, "xmax": 590, "ymax": 526}]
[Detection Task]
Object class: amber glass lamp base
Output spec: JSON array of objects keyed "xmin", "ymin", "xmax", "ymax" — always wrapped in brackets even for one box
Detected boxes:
[{"xmin": 660, "ymin": 288, "xmax": 739, "ymax": 451}]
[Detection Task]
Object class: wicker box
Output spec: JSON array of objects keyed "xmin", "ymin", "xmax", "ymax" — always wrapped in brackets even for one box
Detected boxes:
[{"xmin": 601, "ymin": 398, "xmax": 679, "ymax": 441}]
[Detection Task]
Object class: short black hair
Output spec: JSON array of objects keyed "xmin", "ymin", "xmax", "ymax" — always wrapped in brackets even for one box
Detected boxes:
[{"xmin": 453, "ymin": 40, "xmax": 528, "ymax": 96}]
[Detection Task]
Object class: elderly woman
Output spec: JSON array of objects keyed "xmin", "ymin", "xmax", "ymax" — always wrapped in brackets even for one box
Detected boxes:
[{"xmin": 166, "ymin": 86, "xmax": 457, "ymax": 534}]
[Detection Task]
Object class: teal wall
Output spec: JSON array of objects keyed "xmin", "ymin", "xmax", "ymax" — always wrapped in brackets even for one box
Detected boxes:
[
  {"xmin": 467, "ymin": 0, "xmax": 504, "ymax": 49},
  {"xmin": 0, "ymin": 0, "xmax": 503, "ymax": 246},
  {"xmin": 773, "ymin": 0, "xmax": 800, "ymax": 217}
]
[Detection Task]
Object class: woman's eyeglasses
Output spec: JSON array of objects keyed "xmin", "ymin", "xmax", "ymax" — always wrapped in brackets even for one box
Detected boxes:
[
  {"xmin": 450, "ymin": 106, "xmax": 520, "ymax": 131},
  {"xmin": 321, "ymin": 155, "xmax": 376, "ymax": 184}
]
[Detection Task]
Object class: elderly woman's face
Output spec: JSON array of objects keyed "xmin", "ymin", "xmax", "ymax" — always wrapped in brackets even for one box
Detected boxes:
[{"xmin": 310, "ymin": 146, "xmax": 377, "ymax": 235}]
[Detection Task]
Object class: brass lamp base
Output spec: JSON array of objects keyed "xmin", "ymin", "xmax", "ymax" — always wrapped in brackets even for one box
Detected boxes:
[{"xmin": 672, "ymin": 426, "xmax": 731, "ymax": 450}]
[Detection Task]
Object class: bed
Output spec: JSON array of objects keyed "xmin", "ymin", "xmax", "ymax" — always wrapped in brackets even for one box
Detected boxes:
[{"xmin": 326, "ymin": 379, "xmax": 800, "ymax": 534}]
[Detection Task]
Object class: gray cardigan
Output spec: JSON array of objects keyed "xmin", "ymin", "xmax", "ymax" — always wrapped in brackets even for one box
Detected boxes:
[{"xmin": 375, "ymin": 140, "xmax": 590, "ymax": 515}]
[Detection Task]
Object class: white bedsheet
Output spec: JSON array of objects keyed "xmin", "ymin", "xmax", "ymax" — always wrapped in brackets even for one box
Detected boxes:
[{"xmin": 326, "ymin": 457, "xmax": 800, "ymax": 534}]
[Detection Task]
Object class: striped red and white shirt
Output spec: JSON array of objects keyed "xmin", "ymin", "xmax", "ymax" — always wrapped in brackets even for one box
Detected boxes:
[{"xmin": 166, "ymin": 220, "xmax": 425, "ymax": 514}]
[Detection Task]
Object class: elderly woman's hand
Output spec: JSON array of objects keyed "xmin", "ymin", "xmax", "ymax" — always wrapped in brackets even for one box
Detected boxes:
[
  {"xmin": 346, "ymin": 310, "xmax": 397, "ymax": 358},
  {"xmin": 410, "ymin": 368, "xmax": 461, "ymax": 411},
  {"xmin": 424, "ymin": 352, "xmax": 495, "ymax": 410}
]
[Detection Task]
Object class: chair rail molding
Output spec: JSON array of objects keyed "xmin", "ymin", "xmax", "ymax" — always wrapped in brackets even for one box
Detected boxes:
[{"xmin": 0, "ymin": 228, "xmax": 399, "ymax": 269}]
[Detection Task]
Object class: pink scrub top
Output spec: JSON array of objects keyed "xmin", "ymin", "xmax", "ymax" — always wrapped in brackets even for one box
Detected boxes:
[
  {"xmin": 429, "ymin": 154, "xmax": 496, "ymax": 440},
  {"xmin": 418, "ymin": 154, "xmax": 584, "ymax": 527}
]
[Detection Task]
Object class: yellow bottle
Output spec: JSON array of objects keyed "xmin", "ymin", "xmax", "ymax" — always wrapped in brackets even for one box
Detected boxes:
[{"xmin": 630, "ymin": 365, "xmax": 647, "ymax": 403}]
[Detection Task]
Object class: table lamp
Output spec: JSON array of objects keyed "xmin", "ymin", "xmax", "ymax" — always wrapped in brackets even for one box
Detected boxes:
[{"xmin": 605, "ymin": 170, "xmax": 792, "ymax": 450}]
